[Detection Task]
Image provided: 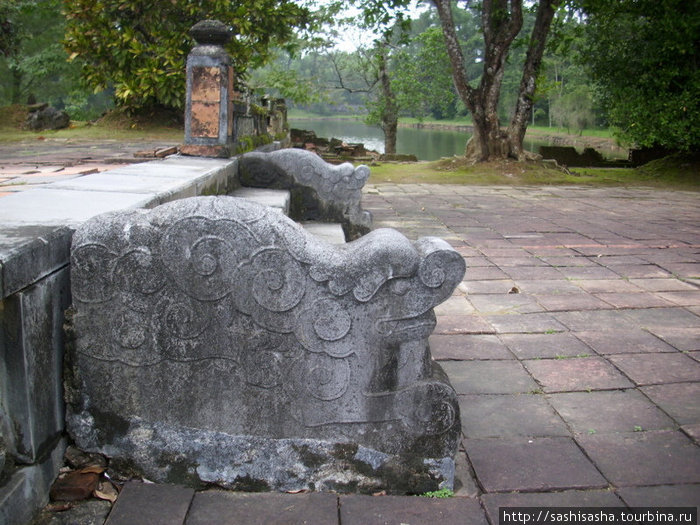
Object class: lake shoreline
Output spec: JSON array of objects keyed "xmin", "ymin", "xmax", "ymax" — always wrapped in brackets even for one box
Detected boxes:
[{"xmin": 289, "ymin": 116, "xmax": 625, "ymax": 154}]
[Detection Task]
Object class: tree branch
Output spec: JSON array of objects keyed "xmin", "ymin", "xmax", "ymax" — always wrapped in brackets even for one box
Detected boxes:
[
  {"xmin": 329, "ymin": 52, "xmax": 376, "ymax": 93},
  {"xmin": 432, "ymin": 0, "xmax": 475, "ymax": 111}
]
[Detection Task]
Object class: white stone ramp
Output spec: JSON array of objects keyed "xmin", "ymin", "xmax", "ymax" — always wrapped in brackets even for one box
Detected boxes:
[
  {"xmin": 300, "ymin": 222, "xmax": 346, "ymax": 245},
  {"xmin": 230, "ymin": 187, "xmax": 346, "ymax": 244},
  {"xmin": 229, "ymin": 187, "xmax": 290, "ymax": 215}
]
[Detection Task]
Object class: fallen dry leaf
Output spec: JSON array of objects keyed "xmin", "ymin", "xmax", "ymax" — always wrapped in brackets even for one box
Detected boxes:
[
  {"xmin": 50, "ymin": 471, "xmax": 100, "ymax": 502},
  {"xmin": 94, "ymin": 479, "xmax": 119, "ymax": 503}
]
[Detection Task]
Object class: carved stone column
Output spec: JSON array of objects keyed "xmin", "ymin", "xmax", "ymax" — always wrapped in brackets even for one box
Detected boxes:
[{"xmin": 181, "ymin": 20, "xmax": 235, "ymax": 158}]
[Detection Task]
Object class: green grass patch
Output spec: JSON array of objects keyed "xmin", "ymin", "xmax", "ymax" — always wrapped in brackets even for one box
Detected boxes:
[
  {"xmin": 0, "ymin": 105, "xmax": 183, "ymax": 143},
  {"xmin": 420, "ymin": 488, "xmax": 454, "ymax": 498},
  {"xmin": 367, "ymin": 157, "xmax": 699, "ymax": 190}
]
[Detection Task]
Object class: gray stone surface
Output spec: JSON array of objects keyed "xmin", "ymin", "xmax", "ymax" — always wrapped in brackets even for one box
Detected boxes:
[
  {"xmin": 105, "ymin": 482, "xmax": 195, "ymax": 525},
  {"xmin": 238, "ymin": 148, "xmax": 372, "ymax": 238},
  {"xmin": 0, "ymin": 157, "xmax": 236, "ymax": 300},
  {"xmin": 26, "ymin": 106, "xmax": 70, "ymax": 131},
  {"xmin": 0, "ymin": 438, "xmax": 66, "ymax": 525},
  {"xmin": 67, "ymin": 195, "xmax": 465, "ymax": 493},
  {"xmin": 186, "ymin": 491, "xmax": 339, "ymax": 525},
  {"xmin": 339, "ymin": 495, "xmax": 488, "ymax": 525},
  {"xmin": 300, "ymin": 222, "xmax": 346, "ymax": 245},
  {"xmin": 32, "ymin": 499, "xmax": 112, "ymax": 525},
  {"xmin": 1, "ymin": 267, "xmax": 70, "ymax": 463},
  {"xmin": 229, "ymin": 187, "xmax": 290, "ymax": 214}
]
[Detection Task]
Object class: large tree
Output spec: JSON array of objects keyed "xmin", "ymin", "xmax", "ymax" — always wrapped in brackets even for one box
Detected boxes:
[
  {"xmin": 433, "ymin": 0, "xmax": 563, "ymax": 161},
  {"xmin": 0, "ymin": 0, "xmax": 78, "ymax": 105},
  {"xmin": 63, "ymin": 0, "xmax": 312, "ymax": 113},
  {"xmin": 579, "ymin": 0, "xmax": 700, "ymax": 152}
]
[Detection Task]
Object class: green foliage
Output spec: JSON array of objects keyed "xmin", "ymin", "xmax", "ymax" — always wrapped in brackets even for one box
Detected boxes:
[
  {"xmin": 550, "ymin": 84, "xmax": 596, "ymax": 133},
  {"xmin": 420, "ymin": 488, "xmax": 454, "ymax": 498},
  {"xmin": 63, "ymin": 0, "xmax": 312, "ymax": 112},
  {"xmin": 0, "ymin": 0, "xmax": 82, "ymax": 106},
  {"xmin": 580, "ymin": 0, "xmax": 700, "ymax": 151}
]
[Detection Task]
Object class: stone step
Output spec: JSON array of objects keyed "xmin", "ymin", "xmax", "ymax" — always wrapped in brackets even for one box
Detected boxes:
[
  {"xmin": 229, "ymin": 188, "xmax": 345, "ymax": 244},
  {"xmin": 105, "ymin": 481, "xmax": 194, "ymax": 525},
  {"xmin": 300, "ymin": 221, "xmax": 346, "ymax": 244},
  {"xmin": 229, "ymin": 187, "xmax": 290, "ymax": 215}
]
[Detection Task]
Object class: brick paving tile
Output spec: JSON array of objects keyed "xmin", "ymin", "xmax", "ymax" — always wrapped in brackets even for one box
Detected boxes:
[
  {"xmin": 429, "ymin": 334, "xmax": 514, "ymax": 360},
  {"xmin": 536, "ymin": 294, "xmax": 613, "ymax": 312},
  {"xmin": 537, "ymin": 256, "xmax": 601, "ymax": 267},
  {"xmin": 646, "ymin": 327, "xmax": 700, "ymax": 351},
  {"xmin": 553, "ymin": 310, "xmax": 639, "ymax": 331},
  {"xmin": 458, "ymin": 394, "xmax": 569, "ymax": 438},
  {"xmin": 464, "ymin": 266, "xmax": 511, "ymax": 281},
  {"xmin": 481, "ymin": 490, "xmax": 624, "ymax": 523},
  {"xmin": 514, "ymin": 279, "xmax": 585, "ymax": 295},
  {"xmin": 524, "ymin": 247, "xmax": 581, "ymax": 257},
  {"xmin": 547, "ymin": 390, "xmax": 675, "ymax": 434},
  {"xmin": 434, "ymin": 295, "xmax": 475, "ymax": 315},
  {"xmin": 468, "ymin": 294, "xmax": 543, "ymax": 315},
  {"xmin": 611, "ymin": 264, "xmax": 674, "ymax": 279},
  {"xmin": 574, "ymin": 279, "xmax": 644, "ymax": 293},
  {"xmin": 453, "ymin": 450, "xmax": 480, "ymax": 497},
  {"xmin": 576, "ymin": 430, "xmax": 700, "ymax": 486},
  {"xmin": 661, "ymin": 263, "xmax": 700, "ymax": 279},
  {"xmin": 500, "ymin": 333, "xmax": 592, "ymax": 359},
  {"xmin": 462, "ymin": 256, "xmax": 494, "ymax": 267},
  {"xmin": 608, "ymin": 353, "xmax": 700, "ymax": 385},
  {"xmin": 681, "ymin": 424, "xmax": 700, "ymax": 444},
  {"xmin": 185, "ymin": 492, "xmax": 339, "ymax": 525},
  {"xmin": 657, "ymin": 291, "xmax": 700, "ymax": 306},
  {"xmin": 557, "ymin": 266, "xmax": 621, "ymax": 280},
  {"xmin": 479, "ymin": 247, "xmax": 530, "ymax": 257},
  {"xmin": 106, "ymin": 482, "xmax": 194, "ymax": 525},
  {"xmin": 487, "ymin": 256, "xmax": 549, "ymax": 267},
  {"xmin": 623, "ymin": 307, "xmax": 700, "ymax": 329},
  {"xmin": 504, "ymin": 266, "xmax": 565, "ymax": 280},
  {"xmin": 524, "ymin": 357, "xmax": 633, "ymax": 392},
  {"xmin": 466, "ymin": 437, "xmax": 607, "ymax": 492},
  {"xmin": 629, "ymin": 278, "xmax": 699, "ymax": 292},
  {"xmin": 460, "ymin": 279, "xmax": 517, "ymax": 294},
  {"xmin": 640, "ymin": 383, "xmax": 700, "ymax": 425},
  {"xmin": 339, "ymin": 495, "xmax": 488, "ymax": 525},
  {"xmin": 440, "ymin": 360, "xmax": 539, "ymax": 394},
  {"xmin": 487, "ymin": 313, "xmax": 567, "ymax": 334},
  {"xmin": 616, "ymin": 485, "xmax": 700, "ymax": 507},
  {"xmin": 434, "ymin": 314, "xmax": 496, "ymax": 335},
  {"xmin": 575, "ymin": 330, "xmax": 677, "ymax": 355},
  {"xmin": 594, "ymin": 292, "xmax": 675, "ymax": 309},
  {"xmin": 596, "ymin": 255, "xmax": 649, "ymax": 266}
]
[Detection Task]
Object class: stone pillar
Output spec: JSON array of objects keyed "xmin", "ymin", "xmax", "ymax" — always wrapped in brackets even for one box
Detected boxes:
[{"xmin": 181, "ymin": 20, "xmax": 235, "ymax": 158}]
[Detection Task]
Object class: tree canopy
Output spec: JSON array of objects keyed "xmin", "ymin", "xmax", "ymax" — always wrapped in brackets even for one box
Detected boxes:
[
  {"xmin": 63, "ymin": 0, "xmax": 313, "ymax": 112},
  {"xmin": 580, "ymin": 0, "xmax": 700, "ymax": 151}
]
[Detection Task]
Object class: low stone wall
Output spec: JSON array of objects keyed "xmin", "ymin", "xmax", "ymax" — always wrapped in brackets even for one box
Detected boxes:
[{"xmin": 0, "ymin": 156, "xmax": 239, "ymax": 524}]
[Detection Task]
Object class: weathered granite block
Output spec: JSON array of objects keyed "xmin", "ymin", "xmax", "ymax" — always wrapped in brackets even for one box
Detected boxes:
[
  {"xmin": 1, "ymin": 267, "xmax": 70, "ymax": 464},
  {"xmin": 67, "ymin": 196, "xmax": 465, "ymax": 493},
  {"xmin": 238, "ymin": 149, "xmax": 372, "ymax": 239}
]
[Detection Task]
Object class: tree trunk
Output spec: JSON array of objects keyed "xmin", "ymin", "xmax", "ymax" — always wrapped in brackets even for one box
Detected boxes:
[
  {"xmin": 378, "ymin": 51, "xmax": 398, "ymax": 155},
  {"xmin": 507, "ymin": 0, "xmax": 562, "ymax": 159},
  {"xmin": 10, "ymin": 66, "xmax": 23, "ymax": 104},
  {"xmin": 434, "ymin": 0, "xmax": 560, "ymax": 161},
  {"xmin": 434, "ymin": 0, "xmax": 522, "ymax": 161}
]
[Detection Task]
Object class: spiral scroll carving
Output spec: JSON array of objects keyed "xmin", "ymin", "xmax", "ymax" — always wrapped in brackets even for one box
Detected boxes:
[{"xmin": 161, "ymin": 217, "xmax": 254, "ymax": 301}]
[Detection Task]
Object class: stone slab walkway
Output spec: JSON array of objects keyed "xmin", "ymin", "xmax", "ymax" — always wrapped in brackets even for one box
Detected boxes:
[
  {"xmin": 0, "ymin": 138, "xmax": 177, "ymax": 197},
  {"xmin": 27, "ymin": 182, "xmax": 700, "ymax": 523}
]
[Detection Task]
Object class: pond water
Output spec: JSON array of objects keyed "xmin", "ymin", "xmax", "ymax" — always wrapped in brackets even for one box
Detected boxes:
[{"xmin": 288, "ymin": 117, "xmax": 626, "ymax": 161}]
